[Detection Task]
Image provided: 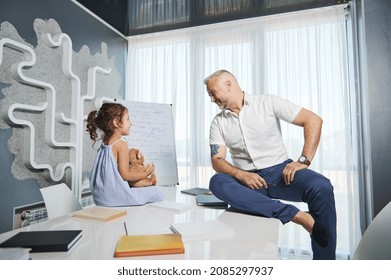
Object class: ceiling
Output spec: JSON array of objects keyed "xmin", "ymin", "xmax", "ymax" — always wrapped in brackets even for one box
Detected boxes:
[
  {"xmin": 75, "ymin": 0, "xmax": 344, "ymax": 37},
  {"xmin": 75, "ymin": 0, "xmax": 129, "ymax": 36}
]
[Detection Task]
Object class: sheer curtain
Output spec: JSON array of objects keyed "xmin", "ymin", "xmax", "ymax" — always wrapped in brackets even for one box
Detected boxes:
[{"xmin": 126, "ymin": 5, "xmax": 360, "ymax": 259}]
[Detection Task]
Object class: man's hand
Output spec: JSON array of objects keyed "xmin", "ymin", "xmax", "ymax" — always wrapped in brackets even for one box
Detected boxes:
[
  {"xmin": 235, "ymin": 170, "xmax": 268, "ymax": 189},
  {"xmin": 282, "ymin": 161, "xmax": 308, "ymax": 185},
  {"xmin": 211, "ymin": 144, "xmax": 268, "ymax": 189}
]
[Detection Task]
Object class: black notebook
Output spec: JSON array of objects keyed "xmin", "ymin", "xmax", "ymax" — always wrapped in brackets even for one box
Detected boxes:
[{"xmin": 0, "ymin": 230, "xmax": 82, "ymax": 253}]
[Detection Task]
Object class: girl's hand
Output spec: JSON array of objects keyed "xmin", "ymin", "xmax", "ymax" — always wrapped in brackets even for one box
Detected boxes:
[{"xmin": 144, "ymin": 163, "xmax": 155, "ymax": 175}]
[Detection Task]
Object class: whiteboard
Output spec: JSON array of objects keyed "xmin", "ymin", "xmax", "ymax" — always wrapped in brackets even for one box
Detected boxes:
[{"xmin": 116, "ymin": 100, "xmax": 178, "ymax": 186}]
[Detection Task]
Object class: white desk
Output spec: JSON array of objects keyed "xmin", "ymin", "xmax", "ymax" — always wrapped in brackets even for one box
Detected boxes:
[{"xmin": 0, "ymin": 186, "xmax": 280, "ymax": 260}]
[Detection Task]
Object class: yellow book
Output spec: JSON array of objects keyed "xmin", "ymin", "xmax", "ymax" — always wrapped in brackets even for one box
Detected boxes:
[
  {"xmin": 114, "ymin": 233, "xmax": 185, "ymax": 257},
  {"xmin": 72, "ymin": 206, "xmax": 127, "ymax": 222}
]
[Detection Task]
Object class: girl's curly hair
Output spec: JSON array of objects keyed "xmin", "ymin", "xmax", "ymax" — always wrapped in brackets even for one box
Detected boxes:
[{"xmin": 86, "ymin": 103, "xmax": 128, "ymax": 146}]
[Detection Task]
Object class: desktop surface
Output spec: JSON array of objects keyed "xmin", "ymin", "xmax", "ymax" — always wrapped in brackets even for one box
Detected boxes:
[{"xmin": 0, "ymin": 186, "xmax": 279, "ymax": 260}]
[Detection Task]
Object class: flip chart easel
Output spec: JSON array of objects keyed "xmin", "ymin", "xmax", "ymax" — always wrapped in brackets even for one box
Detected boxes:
[{"xmin": 116, "ymin": 99, "xmax": 179, "ymax": 186}]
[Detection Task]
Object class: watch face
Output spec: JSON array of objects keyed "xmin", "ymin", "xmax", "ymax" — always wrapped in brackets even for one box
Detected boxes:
[{"xmin": 299, "ymin": 156, "xmax": 306, "ymax": 163}]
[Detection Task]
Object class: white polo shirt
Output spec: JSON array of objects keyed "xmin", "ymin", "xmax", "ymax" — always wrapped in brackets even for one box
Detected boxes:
[{"xmin": 209, "ymin": 94, "xmax": 302, "ymax": 170}]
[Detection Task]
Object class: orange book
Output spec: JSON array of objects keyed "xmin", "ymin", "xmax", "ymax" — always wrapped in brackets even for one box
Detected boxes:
[
  {"xmin": 72, "ymin": 206, "xmax": 127, "ymax": 222},
  {"xmin": 114, "ymin": 233, "xmax": 185, "ymax": 257}
]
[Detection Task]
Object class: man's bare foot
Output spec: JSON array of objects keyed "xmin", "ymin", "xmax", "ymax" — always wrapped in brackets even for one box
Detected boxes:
[
  {"xmin": 291, "ymin": 211, "xmax": 329, "ymax": 247},
  {"xmin": 292, "ymin": 211, "xmax": 314, "ymax": 232}
]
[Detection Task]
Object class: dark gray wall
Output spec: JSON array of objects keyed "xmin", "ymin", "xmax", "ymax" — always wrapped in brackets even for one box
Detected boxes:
[
  {"xmin": 0, "ymin": 0, "xmax": 127, "ymax": 233},
  {"xmin": 358, "ymin": 0, "xmax": 391, "ymax": 220}
]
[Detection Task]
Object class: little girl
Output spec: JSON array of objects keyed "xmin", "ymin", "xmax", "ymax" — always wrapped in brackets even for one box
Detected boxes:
[{"xmin": 86, "ymin": 102, "xmax": 165, "ymax": 206}]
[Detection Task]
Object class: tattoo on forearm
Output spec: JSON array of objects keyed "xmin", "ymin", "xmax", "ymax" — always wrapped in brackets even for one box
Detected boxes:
[{"xmin": 210, "ymin": 144, "xmax": 219, "ymax": 157}]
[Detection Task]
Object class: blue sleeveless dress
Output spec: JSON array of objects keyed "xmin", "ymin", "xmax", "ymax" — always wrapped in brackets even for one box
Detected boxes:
[{"xmin": 89, "ymin": 139, "xmax": 165, "ymax": 206}]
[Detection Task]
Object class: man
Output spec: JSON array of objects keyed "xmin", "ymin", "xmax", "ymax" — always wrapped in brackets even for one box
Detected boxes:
[{"xmin": 205, "ymin": 70, "xmax": 336, "ymax": 260}]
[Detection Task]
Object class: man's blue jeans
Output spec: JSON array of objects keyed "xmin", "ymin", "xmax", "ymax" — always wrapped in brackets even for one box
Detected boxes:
[{"xmin": 209, "ymin": 159, "xmax": 337, "ymax": 260}]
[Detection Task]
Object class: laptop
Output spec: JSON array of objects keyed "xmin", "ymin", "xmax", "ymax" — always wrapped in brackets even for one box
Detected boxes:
[
  {"xmin": 180, "ymin": 187, "xmax": 211, "ymax": 196},
  {"xmin": 195, "ymin": 193, "xmax": 228, "ymax": 207}
]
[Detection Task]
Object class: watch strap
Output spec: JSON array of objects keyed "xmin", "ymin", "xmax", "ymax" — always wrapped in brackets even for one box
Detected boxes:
[{"xmin": 299, "ymin": 155, "xmax": 311, "ymax": 166}]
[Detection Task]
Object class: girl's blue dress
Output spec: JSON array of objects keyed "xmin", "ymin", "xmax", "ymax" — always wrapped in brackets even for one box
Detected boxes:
[{"xmin": 89, "ymin": 140, "xmax": 165, "ymax": 206}]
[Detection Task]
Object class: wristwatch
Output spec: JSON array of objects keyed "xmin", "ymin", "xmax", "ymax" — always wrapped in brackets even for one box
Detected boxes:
[{"xmin": 298, "ymin": 155, "xmax": 311, "ymax": 166}]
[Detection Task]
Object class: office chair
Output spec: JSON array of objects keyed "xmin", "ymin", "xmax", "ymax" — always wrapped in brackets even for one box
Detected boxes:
[
  {"xmin": 40, "ymin": 183, "xmax": 82, "ymax": 219},
  {"xmin": 352, "ymin": 201, "xmax": 391, "ymax": 260}
]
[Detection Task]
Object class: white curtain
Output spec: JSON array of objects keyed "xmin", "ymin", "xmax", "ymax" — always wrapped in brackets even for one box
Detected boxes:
[{"xmin": 126, "ymin": 5, "xmax": 361, "ymax": 259}]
